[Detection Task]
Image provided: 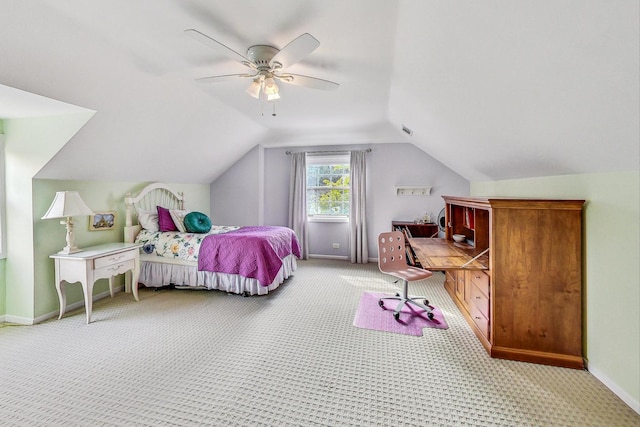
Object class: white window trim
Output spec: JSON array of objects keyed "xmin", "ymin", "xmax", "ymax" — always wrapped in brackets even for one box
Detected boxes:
[
  {"xmin": 306, "ymin": 153, "xmax": 351, "ymax": 220},
  {"xmin": 308, "ymin": 215, "xmax": 349, "ymax": 223}
]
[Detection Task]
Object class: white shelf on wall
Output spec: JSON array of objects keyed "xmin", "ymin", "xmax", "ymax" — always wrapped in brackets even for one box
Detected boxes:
[{"xmin": 395, "ymin": 186, "xmax": 432, "ymax": 196}]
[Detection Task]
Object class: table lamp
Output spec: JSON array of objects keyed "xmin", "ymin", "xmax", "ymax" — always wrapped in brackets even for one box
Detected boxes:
[{"xmin": 41, "ymin": 191, "xmax": 94, "ymax": 254}]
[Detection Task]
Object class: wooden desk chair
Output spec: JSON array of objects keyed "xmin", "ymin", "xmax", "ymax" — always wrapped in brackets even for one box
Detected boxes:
[{"xmin": 377, "ymin": 231, "xmax": 434, "ymax": 322}]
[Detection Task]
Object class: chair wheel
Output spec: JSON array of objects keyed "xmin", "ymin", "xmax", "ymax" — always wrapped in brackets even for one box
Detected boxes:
[
  {"xmin": 424, "ymin": 299, "xmax": 429, "ymax": 305},
  {"xmin": 427, "ymin": 312, "xmax": 434, "ymax": 320},
  {"xmin": 395, "ymin": 292, "xmax": 400, "ymax": 297},
  {"xmin": 378, "ymin": 300, "xmax": 385, "ymax": 309},
  {"xmin": 393, "ymin": 312, "xmax": 400, "ymax": 321}
]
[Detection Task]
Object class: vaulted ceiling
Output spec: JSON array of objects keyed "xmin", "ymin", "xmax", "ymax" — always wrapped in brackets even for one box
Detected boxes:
[{"xmin": 1, "ymin": 0, "xmax": 638, "ymax": 184}]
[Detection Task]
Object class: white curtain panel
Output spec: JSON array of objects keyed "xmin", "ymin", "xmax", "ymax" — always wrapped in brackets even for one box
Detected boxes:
[
  {"xmin": 349, "ymin": 150, "xmax": 368, "ymax": 263},
  {"xmin": 288, "ymin": 152, "xmax": 309, "ymax": 260}
]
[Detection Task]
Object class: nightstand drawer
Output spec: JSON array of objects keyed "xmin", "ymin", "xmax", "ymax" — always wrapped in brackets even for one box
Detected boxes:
[
  {"xmin": 94, "ymin": 250, "xmax": 137, "ymax": 269},
  {"xmin": 94, "ymin": 259, "xmax": 136, "ymax": 279}
]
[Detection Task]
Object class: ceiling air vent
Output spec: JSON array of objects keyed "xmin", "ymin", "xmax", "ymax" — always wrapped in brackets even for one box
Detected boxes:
[{"xmin": 402, "ymin": 125, "xmax": 413, "ymax": 136}]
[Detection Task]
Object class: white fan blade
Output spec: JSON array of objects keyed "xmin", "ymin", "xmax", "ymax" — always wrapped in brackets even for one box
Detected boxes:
[
  {"xmin": 196, "ymin": 73, "xmax": 255, "ymax": 83},
  {"xmin": 185, "ymin": 29, "xmax": 251, "ymax": 65},
  {"xmin": 277, "ymin": 74, "xmax": 339, "ymax": 90},
  {"xmin": 269, "ymin": 33, "xmax": 320, "ymax": 69}
]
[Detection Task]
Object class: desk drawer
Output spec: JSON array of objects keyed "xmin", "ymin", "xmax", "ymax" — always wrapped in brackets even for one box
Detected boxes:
[
  {"xmin": 94, "ymin": 250, "xmax": 137, "ymax": 269},
  {"xmin": 470, "ymin": 303, "xmax": 489, "ymax": 339},
  {"xmin": 470, "ymin": 282, "xmax": 490, "ymax": 319},
  {"xmin": 470, "ymin": 270, "xmax": 490, "ymax": 297},
  {"xmin": 445, "ymin": 271, "xmax": 456, "ymax": 292}
]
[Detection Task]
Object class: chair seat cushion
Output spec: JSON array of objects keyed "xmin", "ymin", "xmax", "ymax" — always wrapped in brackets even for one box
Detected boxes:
[{"xmin": 387, "ymin": 266, "xmax": 433, "ymax": 282}]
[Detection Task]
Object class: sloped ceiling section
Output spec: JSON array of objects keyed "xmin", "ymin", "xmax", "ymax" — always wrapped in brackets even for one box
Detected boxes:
[
  {"xmin": 0, "ymin": 1, "xmax": 638, "ymax": 184},
  {"xmin": 2, "ymin": 0, "xmax": 273, "ymax": 184},
  {"xmin": 388, "ymin": 0, "xmax": 639, "ymax": 181},
  {"xmin": 0, "ymin": 85, "xmax": 94, "ymax": 119},
  {"xmin": 0, "ymin": 0, "xmax": 402, "ymax": 184}
]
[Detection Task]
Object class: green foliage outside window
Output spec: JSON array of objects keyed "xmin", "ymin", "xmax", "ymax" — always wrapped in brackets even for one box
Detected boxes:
[{"xmin": 307, "ymin": 164, "xmax": 350, "ymax": 216}]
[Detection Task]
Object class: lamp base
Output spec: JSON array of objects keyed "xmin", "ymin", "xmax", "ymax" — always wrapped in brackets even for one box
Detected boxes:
[
  {"xmin": 58, "ymin": 217, "xmax": 83, "ymax": 254},
  {"xmin": 58, "ymin": 245, "xmax": 82, "ymax": 255}
]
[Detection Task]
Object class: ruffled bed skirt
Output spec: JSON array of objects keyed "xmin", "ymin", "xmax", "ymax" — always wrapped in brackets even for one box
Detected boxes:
[{"xmin": 137, "ymin": 255, "xmax": 297, "ymax": 295}]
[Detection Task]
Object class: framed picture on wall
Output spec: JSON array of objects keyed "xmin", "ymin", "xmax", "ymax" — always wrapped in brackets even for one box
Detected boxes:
[{"xmin": 89, "ymin": 211, "xmax": 116, "ymax": 231}]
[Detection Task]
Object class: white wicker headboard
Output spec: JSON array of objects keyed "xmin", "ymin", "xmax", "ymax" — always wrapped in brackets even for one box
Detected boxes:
[{"xmin": 124, "ymin": 182, "xmax": 184, "ymax": 243}]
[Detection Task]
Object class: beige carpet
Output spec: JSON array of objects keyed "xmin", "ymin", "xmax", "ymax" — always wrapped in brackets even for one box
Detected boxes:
[{"xmin": 1, "ymin": 259, "xmax": 638, "ymax": 426}]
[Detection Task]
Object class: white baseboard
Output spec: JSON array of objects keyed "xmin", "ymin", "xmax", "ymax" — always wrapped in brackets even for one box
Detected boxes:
[
  {"xmin": 309, "ymin": 254, "xmax": 349, "ymax": 261},
  {"xmin": 308, "ymin": 254, "xmax": 379, "ymax": 263},
  {"xmin": 588, "ymin": 364, "xmax": 640, "ymax": 414},
  {"xmin": 2, "ymin": 286, "xmax": 124, "ymax": 325},
  {"xmin": 3, "ymin": 314, "xmax": 34, "ymax": 325}
]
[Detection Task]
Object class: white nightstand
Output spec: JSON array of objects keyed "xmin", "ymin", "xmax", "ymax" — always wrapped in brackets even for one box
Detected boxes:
[{"xmin": 50, "ymin": 242, "xmax": 142, "ymax": 324}]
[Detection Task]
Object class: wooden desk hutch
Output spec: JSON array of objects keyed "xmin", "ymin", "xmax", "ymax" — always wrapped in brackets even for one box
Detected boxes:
[
  {"xmin": 391, "ymin": 221, "xmax": 438, "ymax": 266},
  {"xmin": 409, "ymin": 196, "xmax": 585, "ymax": 369}
]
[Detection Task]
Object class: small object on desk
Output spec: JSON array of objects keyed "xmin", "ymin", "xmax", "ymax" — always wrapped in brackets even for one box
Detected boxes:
[
  {"xmin": 452, "ymin": 234, "xmax": 466, "ymax": 243},
  {"xmin": 50, "ymin": 242, "xmax": 142, "ymax": 324}
]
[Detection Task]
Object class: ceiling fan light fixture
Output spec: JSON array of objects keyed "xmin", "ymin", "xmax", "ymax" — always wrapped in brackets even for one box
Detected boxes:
[
  {"xmin": 263, "ymin": 77, "xmax": 279, "ymax": 96},
  {"xmin": 188, "ymin": 30, "xmax": 339, "ymax": 103},
  {"xmin": 246, "ymin": 79, "xmax": 262, "ymax": 99}
]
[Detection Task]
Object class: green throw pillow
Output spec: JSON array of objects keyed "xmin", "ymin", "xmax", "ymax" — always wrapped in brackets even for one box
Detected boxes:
[{"xmin": 183, "ymin": 211, "xmax": 212, "ymax": 233}]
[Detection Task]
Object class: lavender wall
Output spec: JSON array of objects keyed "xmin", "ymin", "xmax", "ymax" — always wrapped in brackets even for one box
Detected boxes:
[
  {"xmin": 210, "ymin": 142, "xmax": 469, "ymax": 259},
  {"xmin": 210, "ymin": 146, "xmax": 260, "ymax": 226}
]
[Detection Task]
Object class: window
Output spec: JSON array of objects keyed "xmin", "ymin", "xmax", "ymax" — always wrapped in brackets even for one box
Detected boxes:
[{"xmin": 306, "ymin": 154, "xmax": 350, "ymax": 220}]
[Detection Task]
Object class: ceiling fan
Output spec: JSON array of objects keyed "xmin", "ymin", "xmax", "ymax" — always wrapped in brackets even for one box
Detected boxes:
[{"xmin": 185, "ymin": 29, "xmax": 339, "ymax": 101}]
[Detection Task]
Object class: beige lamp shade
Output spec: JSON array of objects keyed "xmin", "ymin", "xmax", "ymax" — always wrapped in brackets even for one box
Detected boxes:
[
  {"xmin": 42, "ymin": 191, "xmax": 94, "ymax": 220},
  {"xmin": 42, "ymin": 191, "xmax": 94, "ymax": 254}
]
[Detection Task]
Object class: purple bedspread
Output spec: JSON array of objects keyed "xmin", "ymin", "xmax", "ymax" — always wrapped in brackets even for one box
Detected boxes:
[{"xmin": 198, "ymin": 226, "xmax": 301, "ymax": 286}]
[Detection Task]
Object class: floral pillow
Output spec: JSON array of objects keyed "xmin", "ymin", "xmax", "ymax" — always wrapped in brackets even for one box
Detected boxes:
[{"xmin": 169, "ymin": 209, "xmax": 189, "ymax": 233}]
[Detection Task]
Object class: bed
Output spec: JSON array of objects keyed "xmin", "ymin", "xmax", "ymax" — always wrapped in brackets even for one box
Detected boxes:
[{"xmin": 124, "ymin": 183, "xmax": 300, "ymax": 296}]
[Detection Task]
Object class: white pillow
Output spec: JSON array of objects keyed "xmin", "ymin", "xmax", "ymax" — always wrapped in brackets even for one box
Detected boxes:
[
  {"xmin": 137, "ymin": 210, "xmax": 159, "ymax": 232},
  {"xmin": 169, "ymin": 209, "xmax": 189, "ymax": 233}
]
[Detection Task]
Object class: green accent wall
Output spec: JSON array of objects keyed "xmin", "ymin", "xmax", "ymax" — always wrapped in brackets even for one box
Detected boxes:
[
  {"xmin": 3, "ymin": 113, "xmax": 94, "ymax": 323},
  {"xmin": 2, "ymin": 177, "xmax": 210, "ymax": 321},
  {"xmin": 472, "ymin": 170, "xmax": 640, "ymax": 411},
  {"xmin": 32, "ymin": 180, "xmax": 211, "ymax": 319},
  {"xmin": 0, "ymin": 259, "xmax": 5, "ymax": 318},
  {"xmin": 0, "ymin": 120, "xmax": 4, "ymax": 316},
  {"xmin": 0, "ymin": 112, "xmax": 211, "ymax": 323}
]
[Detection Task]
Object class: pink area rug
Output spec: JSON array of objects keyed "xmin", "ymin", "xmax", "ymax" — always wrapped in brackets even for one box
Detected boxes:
[{"xmin": 353, "ymin": 292, "xmax": 448, "ymax": 336}]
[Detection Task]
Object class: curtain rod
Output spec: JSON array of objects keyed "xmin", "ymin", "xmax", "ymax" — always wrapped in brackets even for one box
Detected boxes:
[{"xmin": 285, "ymin": 148, "xmax": 372, "ymax": 155}]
